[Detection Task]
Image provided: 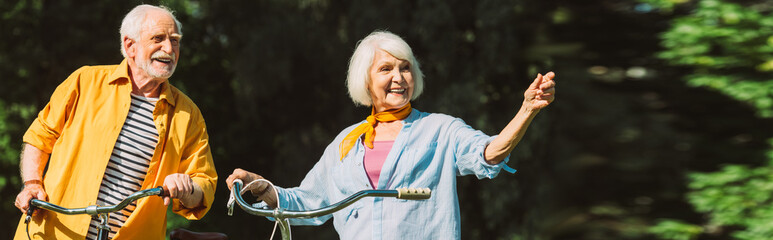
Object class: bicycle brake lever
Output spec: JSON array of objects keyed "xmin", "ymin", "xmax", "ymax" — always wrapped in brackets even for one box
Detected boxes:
[
  {"xmin": 227, "ymin": 191, "xmax": 236, "ymax": 216},
  {"xmin": 24, "ymin": 200, "xmax": 36, "ymax": 224},
  {"xmin": 226, "ymin": 180, "xmax": 243, "ymax": 216}
]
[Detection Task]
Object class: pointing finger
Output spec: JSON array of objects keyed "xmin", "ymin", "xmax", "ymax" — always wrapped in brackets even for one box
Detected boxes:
[
  {"xmin": 529, "ymin": 73, "xmax": 544, "ymax": 90},
  {"xmin": 545, "ymin": 71, "xmax": 555, "ymax": 80}
]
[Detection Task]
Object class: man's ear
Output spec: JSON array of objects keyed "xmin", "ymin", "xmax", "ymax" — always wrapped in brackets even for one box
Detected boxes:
[{"xmin": 123, "ymin": 37, "xmax": 136, "ymax": 58}]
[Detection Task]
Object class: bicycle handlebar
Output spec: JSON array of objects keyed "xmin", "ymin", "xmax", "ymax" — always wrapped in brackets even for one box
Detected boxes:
[
  {"xmin": 24, "ymin": 186, "xmax": 168, "ymax": 240},
  {"xmin": 230, "ymin": 180, "xmax": 431, "ymax": 219},
  {"xmin": 26, "ymin": 186, "xmax": 166, "ymax": 219}
]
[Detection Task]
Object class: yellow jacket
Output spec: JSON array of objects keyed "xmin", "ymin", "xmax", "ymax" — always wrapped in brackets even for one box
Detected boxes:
[{"xmin": 14, "ymin": 59, "xmax": 217, "ymax": 240}]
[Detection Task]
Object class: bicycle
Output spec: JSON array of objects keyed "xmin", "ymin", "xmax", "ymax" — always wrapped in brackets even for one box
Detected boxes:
[
  {"xmin": 227, "ymin": 179, "xmax": 431, "ymax": 240},
  {"xmin": 23, "ymin": 186, "xmax": 226, "ymax": 240}
]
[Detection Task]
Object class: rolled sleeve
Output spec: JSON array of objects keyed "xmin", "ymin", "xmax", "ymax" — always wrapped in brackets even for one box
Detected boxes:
[
  {"xmin": 24, "ymin": 118, "xmax": 60, "ymax": 153},
  {"xmin": 446, "ymin": 115, "xmax": 518, "ymax": 179},
  {"xmin": 23, "ymin": 67, "xmax": 84, "ymax": 153},
  {"xmin": 457, "ymin": 135, "xmax": 516, "ymax": 179}
]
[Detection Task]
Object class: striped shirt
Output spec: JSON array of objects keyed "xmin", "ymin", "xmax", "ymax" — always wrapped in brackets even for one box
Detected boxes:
[{"xmin": 87, "ymin": 94, "xmax": 159, "ymax": 240}]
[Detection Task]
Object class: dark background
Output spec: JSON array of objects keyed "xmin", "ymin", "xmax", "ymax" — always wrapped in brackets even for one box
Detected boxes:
[{"xmin": 2, "ymin": 0, "xmax": 771, "ymax": 239}]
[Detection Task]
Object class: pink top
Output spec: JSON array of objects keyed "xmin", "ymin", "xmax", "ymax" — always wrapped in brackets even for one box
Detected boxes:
[{"xmin": 363, "ymin": 140, "xmax": 394, "ymax": 189}]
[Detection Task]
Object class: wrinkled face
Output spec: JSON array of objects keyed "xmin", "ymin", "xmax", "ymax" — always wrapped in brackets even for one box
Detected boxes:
[
  {"xmin": 368, "ymin": 50, "xmax": 414, "ymax": 112},
  {"xmin": 130, "ymin": 11, "xmax": 181, "ymax": 79}
]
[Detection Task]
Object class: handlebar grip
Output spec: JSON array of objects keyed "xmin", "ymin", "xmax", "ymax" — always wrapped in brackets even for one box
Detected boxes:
[
  {"xmin": 158, "ymin": 186, "xmax": 171, "ymax": 197},
  {"xmin": 396, "ymin": 187, "xmax": 431, "ymax": 200}
]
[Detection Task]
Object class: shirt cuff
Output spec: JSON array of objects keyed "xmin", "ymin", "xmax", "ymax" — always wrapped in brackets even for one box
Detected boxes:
[
  {"xmin": 501, "ymin": 162, "xmax": 517, "ymax": 174},
  {"xmin": 482, "ymin": 154, "xmax": 517, "ymax": 174},
  {"xmin": 479, "ymin": 135, "xmax": 517, "ymax": 175}
]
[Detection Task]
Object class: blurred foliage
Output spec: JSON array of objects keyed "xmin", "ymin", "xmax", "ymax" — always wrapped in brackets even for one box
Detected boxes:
[
  {"xmin": 2, "ymin": 0, "xmax": 773, "ymax": 239},
  {"xmin": 645, "ymin": 0, "xmax": 773, "ymax": 239},
  {"xmin": 0, "ymin": 100, "xmax": 36, "ymax": 216},
  {"xmin": 652, "ymin": 0, "xmax": 773, "ymax": 117},
  {"xmin": 649, "ymin": 219, "xmax": 703, "ymax": 240}
]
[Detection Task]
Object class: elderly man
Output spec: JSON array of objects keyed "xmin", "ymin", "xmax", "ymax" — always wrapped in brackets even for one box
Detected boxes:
[{"xmin": 13, "ymin": 4, "xmax": 217, "ymax": 240}]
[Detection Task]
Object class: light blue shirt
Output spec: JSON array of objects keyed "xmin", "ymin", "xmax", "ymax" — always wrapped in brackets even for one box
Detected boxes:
[{"xmin": 274, "ymin": 109, "xmax": 515, "ymax": 239}]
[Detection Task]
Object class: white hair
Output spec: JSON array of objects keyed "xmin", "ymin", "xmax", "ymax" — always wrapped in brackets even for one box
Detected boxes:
[
  {"xmin": 120, "ymin": 4, "xmax": 182, "ymax": 58},
  {"xmin": 346, "ymin": 31, "xmax": 425, "ymax": 106}
]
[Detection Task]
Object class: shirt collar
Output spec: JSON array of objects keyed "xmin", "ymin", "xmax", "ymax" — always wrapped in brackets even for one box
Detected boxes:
[
  {"xmin": 157, "ymin": 80, "xmax": 176, "ymax": 107},
  {"xmin": 109, "ymin": 58, "xmax": 176, "ymax": 107},
  {"xmin": 403, "ymin": 108, "xmax": 420, "ymax": 126},
  {"xmin": 108, "ymin": 58, "xmax": 131, "ymax": 84}
]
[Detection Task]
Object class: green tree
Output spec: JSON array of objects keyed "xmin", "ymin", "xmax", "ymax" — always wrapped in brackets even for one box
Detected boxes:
[
  {"xmin": 645, "ymin": 0, "xmax": 773, "ymax": 239},
  {"xmin": 6, "ymin": 0, "xmax": 770, "ymax": 239}
]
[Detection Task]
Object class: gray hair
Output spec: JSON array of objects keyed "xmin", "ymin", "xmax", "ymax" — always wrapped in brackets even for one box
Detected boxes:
[
  {"xmin": 120, "ymin": 4, "xmax": 183, "ymax": 58},
  {"xmin": 346, "ymin": 31, "xmax": 425, "ymax": 107}
]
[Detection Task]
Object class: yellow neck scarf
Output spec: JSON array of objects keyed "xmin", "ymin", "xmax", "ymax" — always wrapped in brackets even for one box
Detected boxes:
[{"xmin": 339, "ymin": 103, "xmax": 412, "ymax": 160}]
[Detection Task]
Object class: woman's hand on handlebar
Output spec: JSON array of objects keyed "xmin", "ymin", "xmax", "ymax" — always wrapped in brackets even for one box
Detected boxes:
[
  {"xmin": 226, "ymin": 168, "xmax": 261, "ymax": 190},
  {"xmin": 226, "ymin": 168, "xmax": 278, "ymax": 208},
  {"xmin": 15, "ymin": 180, "xmax": 47, "ymax": 214}
]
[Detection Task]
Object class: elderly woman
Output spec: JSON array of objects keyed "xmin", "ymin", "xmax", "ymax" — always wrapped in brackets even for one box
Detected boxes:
[{"xmin": 226, "ymin": 30, "xmax": 555, "ymax": 239}]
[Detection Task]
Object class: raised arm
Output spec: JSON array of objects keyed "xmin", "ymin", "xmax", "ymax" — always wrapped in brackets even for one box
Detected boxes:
[{"xmin": 484, "ymin": 72, "xmax": 556, "ymax": 164}]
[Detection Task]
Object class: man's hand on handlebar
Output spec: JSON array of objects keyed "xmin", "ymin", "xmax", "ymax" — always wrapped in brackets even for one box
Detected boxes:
[
  {"xmin": 163, "ymin": 173, "xmax": 203, "ymax": 208},
  {"xmin": 226, "ymin": 168, "xmax": 278, "ymax": 208},
  {"xmin": 15, "ymin": 180, "xmax": 47, "ymax": 214}
]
